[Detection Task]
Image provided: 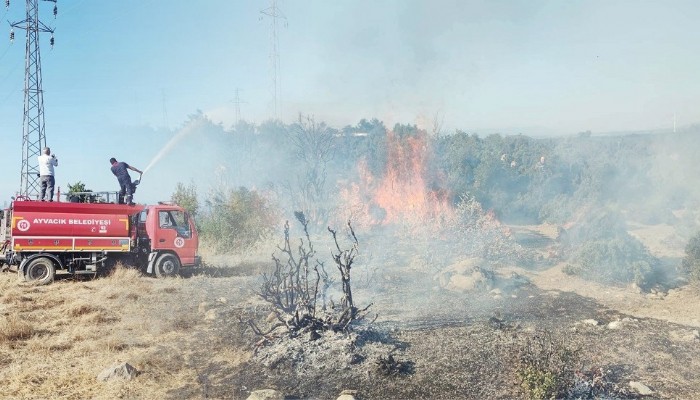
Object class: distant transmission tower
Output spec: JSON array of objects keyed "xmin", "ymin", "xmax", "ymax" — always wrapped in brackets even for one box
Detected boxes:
[
  {"xmin": 9, "ymin": 0, "xmax": 57, "ymax": 198},
  {"xmin": 231, "ymin": 87, "xmax": 247, "ymax": 124},
  {"xmin": 260, "ymin": 0, "xmax": 286, "ymax": 120}
]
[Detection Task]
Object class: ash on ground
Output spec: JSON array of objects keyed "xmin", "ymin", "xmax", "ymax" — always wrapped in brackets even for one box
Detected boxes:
[{"xmin": 254, "ymin": 324, "xmax": 411, "ymax": 379}]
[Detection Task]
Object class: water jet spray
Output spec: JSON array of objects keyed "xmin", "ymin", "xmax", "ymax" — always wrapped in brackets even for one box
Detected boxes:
[{"xmin": 142, "ymin": 119, "xmax": 204, "ymax": 175}]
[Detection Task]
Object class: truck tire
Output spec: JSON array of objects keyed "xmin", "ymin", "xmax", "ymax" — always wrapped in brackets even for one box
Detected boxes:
[
  {"xmin": 154, "ymin": 253, "xmax": 180, "ymax": 278},
  {"xmin": 24, "ymin": 257, "xmax": 56, "ymax": 285}
]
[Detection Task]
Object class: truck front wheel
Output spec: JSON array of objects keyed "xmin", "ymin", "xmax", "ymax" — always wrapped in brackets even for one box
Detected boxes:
[
  {"xmin": 25, "ymin": 257, "xmax": 56, "ymax": 285},
  {"xmin": 154, "ymin": 253, "xmax": 180, "ymax": 278}
]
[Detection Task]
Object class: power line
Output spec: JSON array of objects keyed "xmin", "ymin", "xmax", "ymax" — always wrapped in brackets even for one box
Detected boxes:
[
  {"xmin": 260, "ymin": 0, "xmax": 286, "ymax": 121},
  {"xmin": 58, "ymin": 0, "xmax": 85, "ymax": 16}
]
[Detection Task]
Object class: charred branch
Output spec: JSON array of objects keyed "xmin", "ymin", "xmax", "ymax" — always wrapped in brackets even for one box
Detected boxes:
[
  {"xmin": 255, "ymin": 213, "xmax": 371, "ymax": 339},
  {"xmin": 328, "ymin": 220, "xmax": 359, "ymax": 314}
]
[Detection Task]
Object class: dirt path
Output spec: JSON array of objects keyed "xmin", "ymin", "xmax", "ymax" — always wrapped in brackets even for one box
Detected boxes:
[
  {"xmin": 508, "ymin": 222, "xmax": 700, "ymax": 328},
  {"xmin": 513, "ymin": 263, "xmax": 700, "ymax": 328}
]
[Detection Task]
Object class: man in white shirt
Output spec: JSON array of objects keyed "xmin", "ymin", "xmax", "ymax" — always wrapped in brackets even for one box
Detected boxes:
[{"xmin": 38, "ymin": 147, "xmax": 58, "ymax": 201}]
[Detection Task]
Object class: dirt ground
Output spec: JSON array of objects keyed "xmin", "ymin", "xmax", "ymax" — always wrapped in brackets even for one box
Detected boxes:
[{"xmin": 1, "ymin": 223, "xmax": 699, "ymax": 399}]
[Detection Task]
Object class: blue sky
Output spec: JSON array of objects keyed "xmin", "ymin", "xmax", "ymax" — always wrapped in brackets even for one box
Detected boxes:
[{"xmin": 0, "ymin": 0, "xmax": 699, "ymax": 203}]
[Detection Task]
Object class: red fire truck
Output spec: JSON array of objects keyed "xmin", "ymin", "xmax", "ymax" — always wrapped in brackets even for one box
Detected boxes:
[{"xmin": 1, "ymin": 200, "xmax": 199, "ymax": 284}]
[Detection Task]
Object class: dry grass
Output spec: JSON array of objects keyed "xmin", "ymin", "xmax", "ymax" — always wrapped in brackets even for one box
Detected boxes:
[
  {"xmin": 1, "ymin": 288, "xmax": 33, "ymax": 304},
  {"xmin": 0, "ymin": 262, "xmax": 209, "ymax": 399},
  {"xmin": 66, "ymin": 302, "xmax": 104, "ymax": 317},
  {"xmin": 0, "ymin": 315, "xmax": 34, "ymax": 341}
]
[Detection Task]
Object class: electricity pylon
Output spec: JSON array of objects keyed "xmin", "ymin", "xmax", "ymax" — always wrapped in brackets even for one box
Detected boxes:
[
  {"xmin": 260, "ymin": 0, "xmax": 286, "ymax": 120},
  {"xmin": 8, "ymin": 0, "xmax": 57, "ymax": 198},
  {"xmin": 232, "ymin": 88, "xmax": 247, "ymax": 124}
]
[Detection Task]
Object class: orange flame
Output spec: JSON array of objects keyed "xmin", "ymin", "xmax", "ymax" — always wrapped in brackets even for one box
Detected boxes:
[{"xmin": 340, "ymin": 130, "xmax": 453, "ymax": 227}]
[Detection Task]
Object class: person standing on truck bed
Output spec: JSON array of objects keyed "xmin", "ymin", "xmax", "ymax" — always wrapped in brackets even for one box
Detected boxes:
[
  {"xmin": 109, "ymin": 157, "xmax": 142, "ymax": 205},
  {"xmin": 38, "ymin": 147, "xmax": 58, "ymax": 201}
]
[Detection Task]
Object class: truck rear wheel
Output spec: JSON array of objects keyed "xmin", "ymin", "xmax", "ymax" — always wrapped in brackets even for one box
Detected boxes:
[
  {"xmin": 154, "ymin": 253, "xmax": 180, "ymax": 278},
  {"xmin": 25, "ymin": 257, "xmax": 56, "ymax": 285}
]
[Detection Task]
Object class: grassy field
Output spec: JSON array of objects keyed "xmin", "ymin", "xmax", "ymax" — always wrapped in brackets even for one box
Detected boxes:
[
  {"xmin": 0, "ymin": 265, "xmax": 245, "ymax": 400},
  {"xmin": 2, "ymin": 223, "xmax": 700, "ymax": 399}
]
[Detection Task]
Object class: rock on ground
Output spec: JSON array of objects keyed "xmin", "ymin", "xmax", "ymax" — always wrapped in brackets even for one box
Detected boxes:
[
  {"xmin": 337, "ymin": 389, "xmax": 359, "ymax": 400},
  {"xmin": 97, "ymin": 362, "xmax": 138, "ymax": 382},
  {"xmin": 629, "ymin": 381, "xmax": 654, "ymax": 395},
  {"xmin": 246, "ymin": 389, "xmax": 284, "ymax": 400}
]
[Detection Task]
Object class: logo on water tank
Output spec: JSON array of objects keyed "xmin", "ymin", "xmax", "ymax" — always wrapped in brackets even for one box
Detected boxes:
[
  {"xmin": 16, "ymin": 220, "xmax": 31, "ymax": 232},
  {"xmin": 174, "ymin": 237, "xmax": 185, "ymax": 248}
]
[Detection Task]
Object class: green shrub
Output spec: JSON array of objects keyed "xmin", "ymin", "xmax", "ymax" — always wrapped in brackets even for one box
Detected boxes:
[
  {"xmin": 559, "ymin": 208, "xmax": 659, "ymax": 287},
  {"xmin": 519, "ymin": 366, "xmax": 558, "ymax": 400},
  {"xmin": 515, "ymin": 330, "xmax": 581, "ymax": 400},
  {"xmin": 681, "ymin": 231, "xmax": 700, "ymax": 283},
  {"xmin": 198, "ymin": 187, "xmax": 278, "ymax": 253},
  {"xmin": 170, "ymin": 181, "xmax": 199, "ymax": 218},
  {"xmin": 573, "ymin": 239, "xmax": 655, "ymax": 287}
]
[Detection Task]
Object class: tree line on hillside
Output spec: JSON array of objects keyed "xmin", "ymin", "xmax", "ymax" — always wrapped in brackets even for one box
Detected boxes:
[
  {"xmin": 169, "ymin": 114, "xmax": 700, "ymax": 287},
  {"xmin": 177, "ymin": 113, "xmax": 697, "ymax": 226}
]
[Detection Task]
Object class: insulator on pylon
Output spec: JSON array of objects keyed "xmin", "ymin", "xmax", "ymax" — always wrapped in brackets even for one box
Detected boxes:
[
  {"xmin": 4, "ymin": 0, "xmax": 9, "ymax": 9},
  {"xmin": 53, "ymin": 5, "xmax": 57, "ymax": 17},
  {"xmin": 50, "ymin": 35, "xmax": 54, "ymax": 48},
  {"xmin": 9, "ymin": 29, "xmax": 14, "ymax": 43}
]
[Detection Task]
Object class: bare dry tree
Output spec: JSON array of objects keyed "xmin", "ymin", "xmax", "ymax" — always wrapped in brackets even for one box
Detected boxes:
[
  {"xmin": 285, "ymin": 114, "xmax": 336, "ymax": 225},
  {"xmin": 431, "ymin": 110, "xmax": 445, "ymax": 138}
]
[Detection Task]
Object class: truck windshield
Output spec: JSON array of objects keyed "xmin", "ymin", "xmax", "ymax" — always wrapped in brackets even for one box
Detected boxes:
[{"xmin": 158, "ymin": 210, "xmax": 191, "ymax": 238}]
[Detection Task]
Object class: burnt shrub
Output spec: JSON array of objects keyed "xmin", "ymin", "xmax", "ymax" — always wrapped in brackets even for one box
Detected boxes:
[
  {"xmin": 252, "ymin": 213, "xmax": 371, "ymax": 338},
  {"xmin": 681, "ymin": 231, "xmax": 700, "ymax": 283}
]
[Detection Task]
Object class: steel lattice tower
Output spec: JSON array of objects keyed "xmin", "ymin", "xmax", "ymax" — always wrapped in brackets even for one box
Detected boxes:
[
  {"xmin": 260, "ymin": 0, "xmax": 285, "ymax": 120},
  {"xmin": 232, "ymin": 87, "xmax": 247, "ymax": 124},
  {"xmin": 9, "ymin": 0, "xmax": 56, "ymax": 198}
]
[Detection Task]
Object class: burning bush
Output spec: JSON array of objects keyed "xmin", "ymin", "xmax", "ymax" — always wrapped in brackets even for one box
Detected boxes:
[{"xmin": 338, "ymin": 127, "xmax": 453, "ymax": 229}]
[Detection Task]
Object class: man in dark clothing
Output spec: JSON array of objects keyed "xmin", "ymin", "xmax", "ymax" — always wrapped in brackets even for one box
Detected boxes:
[{"xmin": 110, "ymin": 157, "xmax": 143, "ymax": 205}]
